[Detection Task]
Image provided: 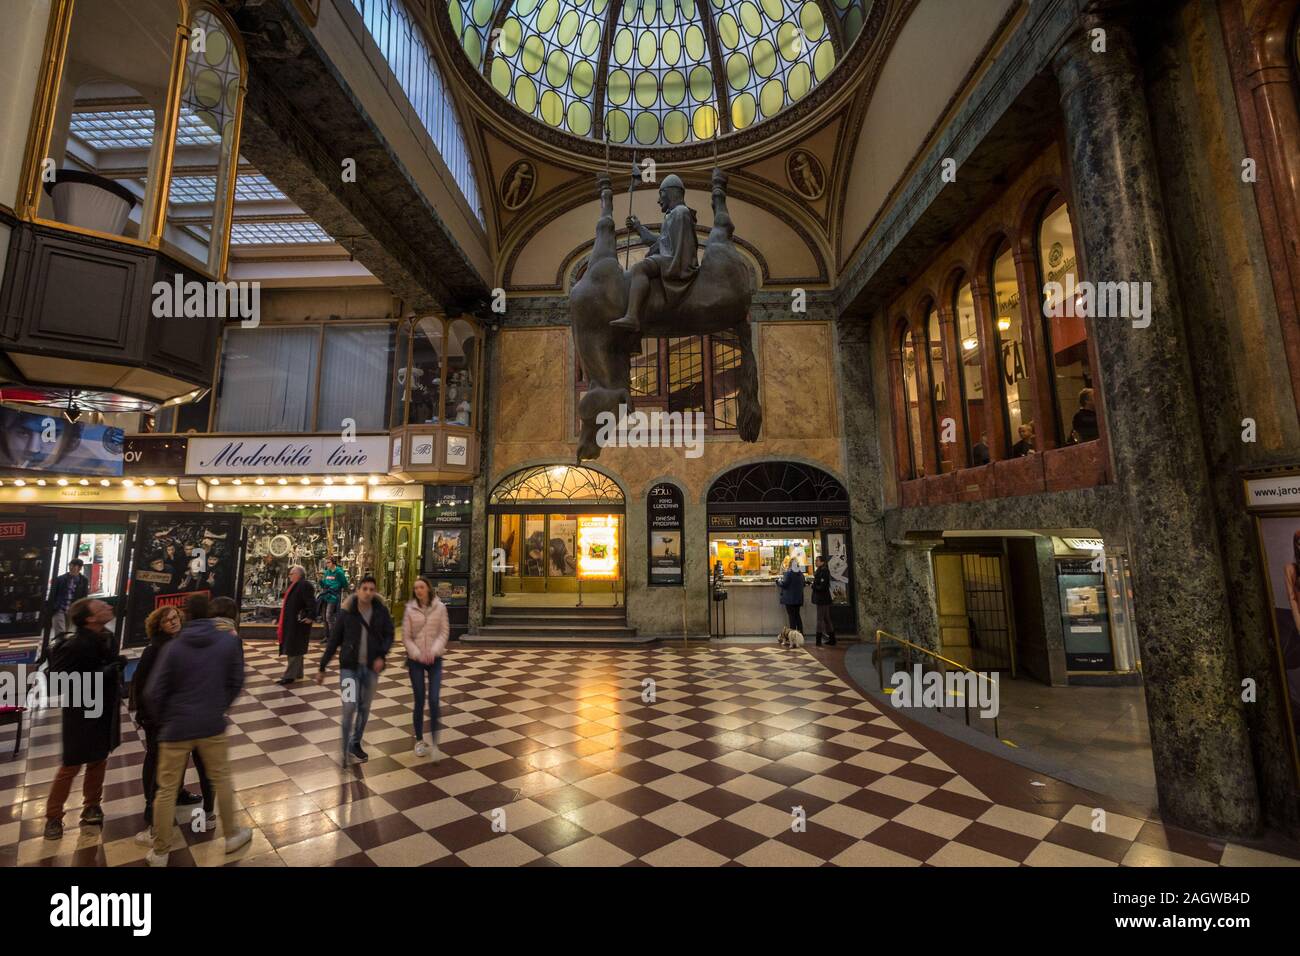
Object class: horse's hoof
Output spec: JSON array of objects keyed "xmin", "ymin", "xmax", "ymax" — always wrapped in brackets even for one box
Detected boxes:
[{"xmin": 609, "ymin": 316, "xmax": 640, "ymax": 332}]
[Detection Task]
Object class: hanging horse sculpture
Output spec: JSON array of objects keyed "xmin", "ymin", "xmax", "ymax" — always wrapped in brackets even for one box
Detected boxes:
[{"xmin": 570, "ymin": 167, "xmax": 761, "ymax": 460}]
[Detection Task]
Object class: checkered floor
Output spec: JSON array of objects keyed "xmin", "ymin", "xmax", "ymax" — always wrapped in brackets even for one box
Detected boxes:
[{"xmin": 2, "ymin": 640, "xmax": 1297, "ymax": 867}]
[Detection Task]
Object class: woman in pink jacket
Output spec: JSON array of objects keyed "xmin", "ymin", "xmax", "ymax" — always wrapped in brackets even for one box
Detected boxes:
[{"xmin": 402, "ymin": 577, "xmax": 449, "ymax": 758}]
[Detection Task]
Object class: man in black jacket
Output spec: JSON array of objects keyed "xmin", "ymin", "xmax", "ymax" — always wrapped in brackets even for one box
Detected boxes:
[
  {"xmin": 39, "ymin": 558, "xmax": 88, "ymax": 664},
  {"xmin": 316, "ymin": 576, "xmax": 393, "ymax": 765},
  {"xmin": 43, "ymin": 598, "xmax": 123, "ymax": 839},
  {"xmin": 811, "ymin": 555, "xmax": 837, "ymax": 647}
]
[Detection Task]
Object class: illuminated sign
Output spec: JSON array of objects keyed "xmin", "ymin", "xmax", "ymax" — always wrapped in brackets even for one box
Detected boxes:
[
  {"xmin": 577, "ymin": 515, "xmax": 619, "ymax": 580},
  {"xmin": 186, "ymin": 436, "xmax": 389, "ymax": 475}
]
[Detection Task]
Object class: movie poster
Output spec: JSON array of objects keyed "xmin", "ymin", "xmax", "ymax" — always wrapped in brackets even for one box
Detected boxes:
[
  {"xmin": 424, "ymin": 528, "xmax": 467, "ymax": 573},
  {"xmin": 123, "ymin": 513, "xmax": 242, "ymax": 647}
]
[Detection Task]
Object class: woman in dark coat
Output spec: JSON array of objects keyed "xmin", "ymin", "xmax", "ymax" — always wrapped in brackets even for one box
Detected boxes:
[
  {"xmin": 811, "ymin": 555, "xmax": 837, "ymax": 646},
  {"xmin": 277, "ymin": 564, "xmax": 316, "ymax": 685},
  {"xmin": 776, "ymin": 556, "xmax": 806, "ymax": 635}
]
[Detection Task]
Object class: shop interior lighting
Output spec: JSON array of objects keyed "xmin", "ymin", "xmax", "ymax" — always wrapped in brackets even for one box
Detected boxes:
[
  {"xmin": 143, "ymin": 478, "xmax": 156, "ymax": 486},
  {"xmin": 300, "ymin": 477, "xmax": 310, "ymax": 485},
  {"xmin": 345, "ymin": 476, "xmax": 356, "ymax": 485},
  {"xmin": 254, "ymin": 478, "xmax": 265, "ymax": 485},
  {"xmin": 13, "ymin": 480, "xmax": 24, "ymax": 487},
  {"xmin": 232, "ymin": 479, "xmax": 241, "ymax": 485},
  {"xmin": 997, "ymin": 317, "xmax": 1011, "ymax": 332},
  {"xmin": 78, "ymin": 479, "xmax": 89, "ymax": 486},
  {"xmin": 962, "ymin": 337, "xmax": 977, "ymax": 351},
  {"xmin": 323, "ymin": 477, "xmax": 334, "ymax": 485},
  {"xmin": 100, "ymin": 479, "xmax": 110, "ymax": 487},
  {"xmin": 57, "ymin": 478, "xmax": 68, "ymax": 486},
  {"xmin": 367, "ymin": 475, "xmax": 379, "ymax": 485},
  {"xmin": 166, "ymin": 478, "xmax": 177, "ymax": 485},
  {"xmin": 210, "ymin": 478, "xmax": 220, "ymax": 485},
  {"xmin": 123, "ymin": 479, "xmax": 134, "ymax": 487},
  {"xmin": 36, "ymin": 479, "xmax": 46, "ymax": 487}
]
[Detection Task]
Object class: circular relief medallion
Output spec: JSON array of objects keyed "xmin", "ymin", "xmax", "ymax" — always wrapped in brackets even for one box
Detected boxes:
[
  {"xmin": 785, "ymin": 148, "xmax": 826, "ymax": 201},
  {"xmin": 500, "ymin": 159, "xmax": 537, "ymax": 211}
]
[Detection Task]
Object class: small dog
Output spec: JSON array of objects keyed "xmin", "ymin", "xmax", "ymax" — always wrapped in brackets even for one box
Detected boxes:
[{"xmin": 777, "ymin": 628, "xmax": 805, "ymax": 648}]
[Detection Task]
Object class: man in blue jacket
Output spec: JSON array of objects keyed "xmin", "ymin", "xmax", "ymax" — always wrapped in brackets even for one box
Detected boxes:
[
  {"xmin": 316, "ymin": 576, "xmax": 393, "ymax": 765},
  {"xmin": 143, "ymin": 593, "xmax": 250, "ymax": 865}
]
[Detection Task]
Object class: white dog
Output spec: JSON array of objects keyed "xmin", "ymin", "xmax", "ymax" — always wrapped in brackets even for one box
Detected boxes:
[{"xmin": 777, "ymin": 628, "xmax": 805, "ymax": 648}]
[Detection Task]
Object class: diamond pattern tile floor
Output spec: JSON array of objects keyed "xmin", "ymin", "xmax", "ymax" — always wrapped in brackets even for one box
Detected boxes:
[{"xmin": 2, "ymin": 639, "xmax": 1297, "ymax": 867}]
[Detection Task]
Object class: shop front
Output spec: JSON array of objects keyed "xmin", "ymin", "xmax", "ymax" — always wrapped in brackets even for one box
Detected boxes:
[
  {"xmin": 487, "ymin": 465, "xmax": 626, "ymax": 609},
  {"xmin": 706, "ymin": 463, "xmax": 855, "ymax": 637},
  {"xmin": 187, "ymin": 434, "xmax": 425, "ymax": 637}
]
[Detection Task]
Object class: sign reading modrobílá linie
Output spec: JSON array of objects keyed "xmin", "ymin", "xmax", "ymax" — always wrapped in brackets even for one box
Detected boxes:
[{"xmin": 186, "ymin": 437, "xmax": 389, "ymax": 475}]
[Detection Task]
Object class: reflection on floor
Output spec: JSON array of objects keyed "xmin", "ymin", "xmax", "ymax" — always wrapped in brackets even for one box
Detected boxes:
[
  {"xmin": 1, "ymin": 640, "xmax": 1295, "ymax": 867},
  {"xmin": 995, "ymin": 678, "xmax": 1156, "ymax": 813},
  {"xmin": 844, "ymin": 645, "xmax": 1159, "ymax": 814}
]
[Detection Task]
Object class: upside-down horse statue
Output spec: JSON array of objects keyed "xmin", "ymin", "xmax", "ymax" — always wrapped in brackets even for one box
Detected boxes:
[{"xmin": 570, "ymin": 167, "xmax": 761, "ymax": 460}]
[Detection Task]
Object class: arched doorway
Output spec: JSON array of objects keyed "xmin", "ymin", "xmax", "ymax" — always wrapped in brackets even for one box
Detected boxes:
[
  {"xmin": 487, "ymin": 465, "xmax": 626, "ymax": 609},
  {"xmin": 706, "ymin": 461, "xmax": 855, "ymax": 637}
]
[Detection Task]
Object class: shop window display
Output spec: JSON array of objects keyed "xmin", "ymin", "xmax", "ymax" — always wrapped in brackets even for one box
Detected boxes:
[
  {"xmin": 444, "ymin": 319, "xmax": 477, "ymax": 427},
  {"xmin": 231, "ymin": 502, "xmax": 421, "ymax": 626}
]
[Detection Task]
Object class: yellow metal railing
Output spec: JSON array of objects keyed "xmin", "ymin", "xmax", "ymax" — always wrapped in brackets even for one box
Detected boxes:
[{"xmin": 874, "ymin": 629, "xmax": 999, "ymax": 737}]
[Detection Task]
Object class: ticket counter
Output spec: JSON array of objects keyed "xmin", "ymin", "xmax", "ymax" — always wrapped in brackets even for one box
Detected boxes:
[{"xmin": 706, "ymin": 462, "xmax": 856, "ymax": 637}]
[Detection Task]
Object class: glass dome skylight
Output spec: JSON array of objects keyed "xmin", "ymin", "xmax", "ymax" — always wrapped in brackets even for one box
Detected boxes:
[{"xmin": 449, "ymin": 0, "xmax": 874, "ymax": 145}]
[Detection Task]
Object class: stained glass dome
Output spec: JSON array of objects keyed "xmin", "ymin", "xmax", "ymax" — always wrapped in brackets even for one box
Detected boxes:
[{"xmin": 448, "ymin": 0, "xmax": 875, "ymax": 146}]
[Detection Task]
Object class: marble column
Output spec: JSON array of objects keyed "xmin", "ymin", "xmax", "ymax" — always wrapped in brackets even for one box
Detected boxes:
[
  {"xmin": 1053, "ymin": 13, "xmax": 1259, "ymax": 834},
  {"xmin": 837, "ymin": 317, "xmax": 941, "ymax": 649}
]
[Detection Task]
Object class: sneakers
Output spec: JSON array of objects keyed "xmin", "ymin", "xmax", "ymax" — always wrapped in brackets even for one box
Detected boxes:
[
  {"xmin": 79, "ymin": 805, "xmax": 104, "ymax": 826},
  {"xmin": 414, "ymin": 739, "xmax": 429, "ymax": 757},
  {"xmin": 225, "ymin": 827, "xmax": 253, "ymax": 854},
  {"xmin": 134, "ymin": 827, "xmax": 154, "ymax": 847},
  {"xmin": 44, "ymin": 819, "xmax": 63, "ymax": 840},
  {"xmin": 145, "ymin": 849, "xmax": 169, "ymax": 867}
]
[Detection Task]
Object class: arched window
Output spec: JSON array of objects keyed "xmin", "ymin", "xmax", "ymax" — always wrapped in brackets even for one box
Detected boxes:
[
  {"xmin": 896, "ymin": 322, "xmax": 925, "ymax": 479},
  {"xmin": 924, "ymin": 300, "xmax": 954, "ymax": 473},
  {"xmin": 952, "ymin": 273, "xmax": 986, "ymax": 466},
  {"xmin": 1037, "ymin": 194, "xmax": 1099, "ymax": 445},
  {"xmin": 989, "ymin": 237, "xmax": 1033, "ymax": 455}
]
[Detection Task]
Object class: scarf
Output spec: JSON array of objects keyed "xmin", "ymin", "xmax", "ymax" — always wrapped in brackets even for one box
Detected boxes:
[{"xmin": 276, "ymin": 581, "xmax": 292, "ymax": 646}]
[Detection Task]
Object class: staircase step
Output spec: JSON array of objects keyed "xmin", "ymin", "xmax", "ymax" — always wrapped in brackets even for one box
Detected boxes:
[
  {"xmin": 488, "ymin": 605, "xmax": 626, "ymax": 618},
  {"xmin": 478, "ymin": 623, "xmax": 637, "ymax": 637},
  {"xmin": 461, "ymin": 632, "xmax": 654, "ymax": 646}
]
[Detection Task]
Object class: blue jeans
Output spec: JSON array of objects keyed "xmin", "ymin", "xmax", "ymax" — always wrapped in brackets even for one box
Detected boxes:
[
  {"xmin": 408, "ymin": 659, "xmax": 443, "ymax": 740},
  {"xmin": 339, "ymin": 666, "xmax": 377, "ymax": 755}
]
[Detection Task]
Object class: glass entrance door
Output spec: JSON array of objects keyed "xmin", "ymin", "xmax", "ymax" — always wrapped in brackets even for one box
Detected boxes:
[{"xmin": 492, "ymin": 511, "xmax": 621, "ymax": 606}]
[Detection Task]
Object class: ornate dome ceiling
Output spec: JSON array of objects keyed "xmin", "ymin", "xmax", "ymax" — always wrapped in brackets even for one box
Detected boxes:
[{"xmin": 448, "ymin": 0, "xmax": 875, "ymax": 146}]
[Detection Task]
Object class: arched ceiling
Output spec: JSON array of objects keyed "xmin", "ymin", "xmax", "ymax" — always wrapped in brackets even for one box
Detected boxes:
[{"xmin": 448, "ymin": 0, "xmax": 876, "ymax": 145}]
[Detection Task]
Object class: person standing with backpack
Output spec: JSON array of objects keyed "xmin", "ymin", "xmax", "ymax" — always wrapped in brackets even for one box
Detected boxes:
[
  {"xmin": 316, "ymin": 576, "xmax": 393, "ymax": 765},
  {"xmin": 43, "ymin": 598, "xmax": 124, "ymax": 840}
]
